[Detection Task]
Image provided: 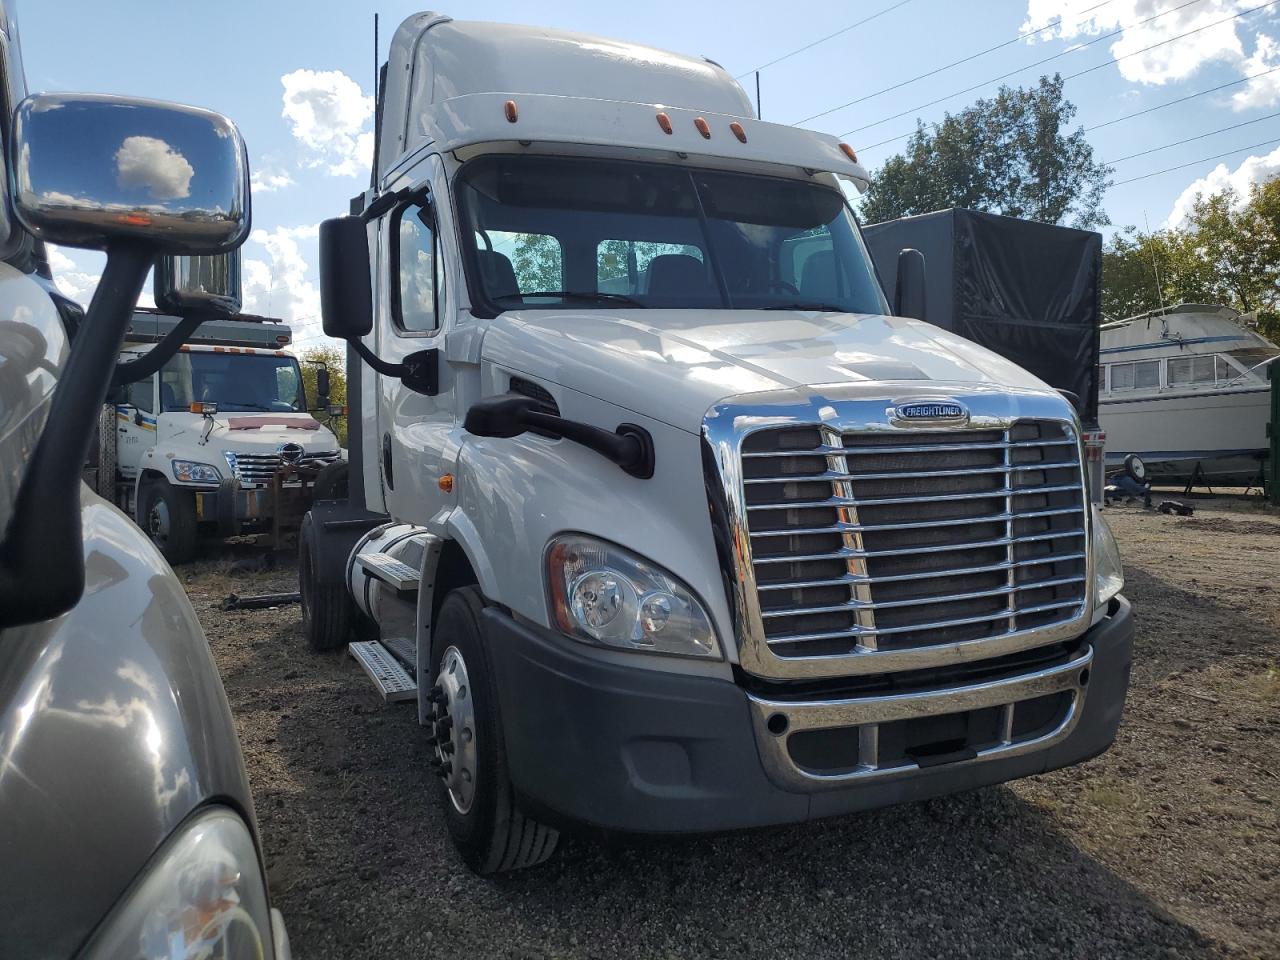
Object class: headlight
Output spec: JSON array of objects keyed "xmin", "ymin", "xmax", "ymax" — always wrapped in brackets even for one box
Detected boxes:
[
  {"xmin": 172, "ymin": 459, "xmax": 221, "ymax": 484},
  {"xmin": 82, "ymin": 808, "xmax": 275, "ymax": 960},
  {"xmin": 1093, "ymin": 505, "xmax": 1124, "ymax": 607},
  {"xmin": 547, "ymin": 534, "xmax": 721, "ymax": 659}
]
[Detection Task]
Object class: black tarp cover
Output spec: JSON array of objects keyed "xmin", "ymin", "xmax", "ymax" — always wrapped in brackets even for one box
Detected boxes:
[{"xmin": 863, "ymin": 209, "xmax": 1102, "ymax": 422}]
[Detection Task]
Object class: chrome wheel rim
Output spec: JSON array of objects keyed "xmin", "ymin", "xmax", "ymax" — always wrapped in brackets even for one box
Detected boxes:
[
  {"xmin": 148, "ymin": 499, "xmax": 170, "ymax": 541},
  {"xmin": 434, "ymin": 645, "xmax": 478, "ymax": 815}
]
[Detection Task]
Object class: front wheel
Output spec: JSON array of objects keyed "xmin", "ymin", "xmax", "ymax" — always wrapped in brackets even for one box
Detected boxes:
[
  {"xmin": 299, "ymin": 512, "xmax": 353, "ymax": 653},
  {"xmin": 138, "ymin": 479, "xmax": 198, "ymax": 564},
  {"xmin": 429, "ymin": 587, "xmax": 559, "ymax": 874}
]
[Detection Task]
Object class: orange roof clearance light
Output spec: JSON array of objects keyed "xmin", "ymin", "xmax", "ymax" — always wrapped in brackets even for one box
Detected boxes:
[
  {"xmin": 120, "ymin": 213, "xmax": 152, "ymax": 226},
  {"xmin": 656, "ymin": 112, "xmax": 673, "ymax": 135},
  {"xmin": 694, "ymin": 116, "xmax": 711, "ymax": 140},
  {"xmin": 839, "ymin": 142, "xmax": 859, "ymax": 164},
  {"xmin": 730, "ymin": 121, "xmax": 747, "ymax": 143},
  {"xmin": 504, "ymin": 99, "xmax": 518, "ymax": 123}
]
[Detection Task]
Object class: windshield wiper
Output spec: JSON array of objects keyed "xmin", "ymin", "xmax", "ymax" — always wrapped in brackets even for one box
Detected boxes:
[
  {"xmin": 497, "ymin": 290, "xmax": 646, "ymax": 307},
  {"xmin": 760, "ymin": 302, "xmax": 849, "ymax": 312}
]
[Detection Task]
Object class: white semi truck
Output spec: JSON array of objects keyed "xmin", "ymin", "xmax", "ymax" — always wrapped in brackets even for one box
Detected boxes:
[
  {"xmin": 299, "ymin": 12, "xmax": 1134, "ymax": 874},
  {"xmin": 95, "ymin": 308, "xmax": 343, "ymax": 562}
]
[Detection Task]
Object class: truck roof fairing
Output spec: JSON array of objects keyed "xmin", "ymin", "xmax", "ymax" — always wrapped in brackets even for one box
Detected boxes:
[{"xmin": 377, "ymin": 14, "xmax": 870, "ymax": 190}]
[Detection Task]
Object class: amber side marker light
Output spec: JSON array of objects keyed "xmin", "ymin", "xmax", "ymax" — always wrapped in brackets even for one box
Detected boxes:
[
  {"xmin": 504, "ymin": 99, "xmax": 518, "ymax": 123},
  {"xmin": 438, "ymin": 474, "xmax": 455, "ymax": 493},
  {"xmin": 656, "ymin": 112, "xmax": 673, "ymax": 134},
  {"xmin": 839, "ymin": 142, "xmax": 859, "ymax": 163},
  {"xmin": 730, "ymin": 121, "xmax": 747, "ymax": 143},
  {"xmin": 694, "ymin": 116, "xmax": 711, "ymax": 139}
]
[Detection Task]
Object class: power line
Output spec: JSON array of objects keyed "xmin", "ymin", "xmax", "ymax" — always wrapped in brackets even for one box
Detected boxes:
[
  {"xmin": 796, "ymin": 0, "xmax": 1117, "ymax": 125},
  {"xmin": 733, "ymin": 0, "xmax": 916, "ymax": 79},
  {"xmin": 859, "ymin": 60, "xmax": 1280, "ymax": 157},
  {"xmin": 1084, "ymin": 63, "xmax": 1280, "ymax": 131},
  {"xmin": 1102, "ymin": 110, "xmax": 1280, "ymax": 164},
  {"xmin": 842, "ymin": 0, "xmax": 1212, "ymax": 136},
  {"xmin": 1112, "ymin": 135, "xmax": 1280, "ymax": 186}
]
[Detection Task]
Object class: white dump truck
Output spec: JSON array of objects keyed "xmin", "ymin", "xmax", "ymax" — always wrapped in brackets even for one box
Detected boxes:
[
  {"xmin": 299, "ymin": 12, "xmax": 1134, "ymax": 874},
  {"xmin": 95, "ymin": 308, "xmax": 343, "ymax": 562}
]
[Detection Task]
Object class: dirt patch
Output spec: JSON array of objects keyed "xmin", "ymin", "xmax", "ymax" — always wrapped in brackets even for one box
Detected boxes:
[{"xmin": 186, "ymin": 496, "xmax": 1280, "ymax": 960}]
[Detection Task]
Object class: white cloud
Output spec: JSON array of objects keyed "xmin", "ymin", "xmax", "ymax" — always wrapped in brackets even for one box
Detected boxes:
[
  {"xmin": 241, "ymin": 225, "xmax": 322, "ymax": 340},
  {"xmin": 250, "ymin": 169, "xmax": 294, "ymax": 194},
  {"xmin": 1232, "ymin": 33, "xmax": 1280, "ymax": 107},
  {"xmin": 114, "ymin": 135, "xmax": 194, "ymax": 200},
  {"xmin": 280, "ymin": 68, "xmax": 374, "ymax": 178},
  {"xmin": 1165, "ymin": 145, "xmax": 1280, "ymax": 225},
  {"xmin": 1022, "ymin": 1, "xmax": 1254, "ymax": 87},
  {"xmin": 47, "ymin": 244, "xmax": 154, "ymax": 308}
]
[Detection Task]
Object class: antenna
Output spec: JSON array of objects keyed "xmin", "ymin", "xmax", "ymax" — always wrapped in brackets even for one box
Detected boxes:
[
  {"xmin": 755, "ymin": 71, "xmax": 762, "ymax": 119},
  {"xmin": 1142, "ymin": 211, "xmax": 1169, "ymax": 331},
  {"xmin": 374, "ymin": 13, "xmax": 380, "ymax": 101}
]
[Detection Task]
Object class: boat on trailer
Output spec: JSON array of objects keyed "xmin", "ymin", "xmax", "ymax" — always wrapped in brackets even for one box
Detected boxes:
[{"xmin": 1098, "ymin": 304, "xmax": 1278, "ymax": 487}]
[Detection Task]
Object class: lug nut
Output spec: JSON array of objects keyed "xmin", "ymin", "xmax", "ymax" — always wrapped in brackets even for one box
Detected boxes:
[
  {"xmin": 441, "ymin": 740, "xmax": 455, "ymax": 755},
  {"xmin": 436, "ymin": 715, "xmax": 453, "ymax": 733},
  {"xmin": 427, "ymin": 685, "xmax": 446, "ymax": 704}
]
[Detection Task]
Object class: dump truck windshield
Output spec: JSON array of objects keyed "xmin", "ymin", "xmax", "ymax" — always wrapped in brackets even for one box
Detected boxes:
[
  {"xmin": 160, "ymin": 351, "xmax": 306, "ymax": 413},
  {"xmin": 456, "ymin": 155, "xmax": 888, "ymax": 315}
]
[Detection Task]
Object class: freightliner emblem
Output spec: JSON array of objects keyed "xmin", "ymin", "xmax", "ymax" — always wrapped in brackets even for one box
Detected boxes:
[{"xmin": 891, "ymin": 400, "xmax": 969, "ymax": 425}]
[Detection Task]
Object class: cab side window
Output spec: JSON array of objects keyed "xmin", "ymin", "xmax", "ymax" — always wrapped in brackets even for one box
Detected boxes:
[
  {"xmin": 126, "ymin": 375, "xmax": 155, "ymax": 413},
  {"xmin": 392, "ymin": 200, "xmax": 442, "ymax": 334}
]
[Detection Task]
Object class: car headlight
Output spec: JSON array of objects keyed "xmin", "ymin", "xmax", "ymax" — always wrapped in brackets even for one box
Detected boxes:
[
  {"xmin": 547, "ymin": 534, "xmax": 722, "ymax": 659},
  {"xmin": 81, "ymin": 808, "xmax": 275, "ymax": 960},
  {"xmin": 1093, "ymin": 505, "xmax": 1124, "ymax": 607},
  {"xmin": 172, "ymin": 459, "xmax": 222, "ymax": 484}
]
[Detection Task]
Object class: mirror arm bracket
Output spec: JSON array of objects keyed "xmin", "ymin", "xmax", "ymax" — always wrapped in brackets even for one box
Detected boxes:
[
  {"xmin": 348, "ymin": 338, "xmax": 439, "ymax": 396},
  {"xmin": 0, "ymin": 241, "xmax": 155, "ymax": 628}
]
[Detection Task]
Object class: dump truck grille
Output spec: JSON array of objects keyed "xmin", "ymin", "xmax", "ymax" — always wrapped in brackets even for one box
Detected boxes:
[
  {"xmin": 229, "ymin": 450, "xmax": 341, "ymax": 488},
  {"xmin": 740, "ymin": 420, "xmax": 1088, "ymax": 665}
]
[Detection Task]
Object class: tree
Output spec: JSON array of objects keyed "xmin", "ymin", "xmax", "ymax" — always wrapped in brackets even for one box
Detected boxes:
[
  {"xmin": 859, "ymin": 75, "xmax": 1112, "ymax": 229},
  {"xmin": 1101, "ymin": 178, "xmax": 1280, "ymax": 338},
  {"xmin": 299, "ymin": 344, "xmax": 348, "ymax": 447}
]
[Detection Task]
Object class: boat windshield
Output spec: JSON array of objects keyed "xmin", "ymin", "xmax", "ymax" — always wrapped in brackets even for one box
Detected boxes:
[{"xmin": 455, "ymin": 154, "xmax": 888, "ymax": 315}]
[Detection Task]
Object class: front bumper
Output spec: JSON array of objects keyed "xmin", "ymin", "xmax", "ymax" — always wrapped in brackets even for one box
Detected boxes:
[{"xmin": 486, "ymin": 596, "xmax": 1133, "ymax": 834}]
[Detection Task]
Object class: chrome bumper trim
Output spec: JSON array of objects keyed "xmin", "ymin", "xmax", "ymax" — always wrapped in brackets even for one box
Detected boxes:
[{"xmin": 747, "ymin": 646, "xmax": 1093, "ymax": 791}]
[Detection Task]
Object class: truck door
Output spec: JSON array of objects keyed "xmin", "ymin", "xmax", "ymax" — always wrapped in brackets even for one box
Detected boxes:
[
  {"xmin": 116, "ymin": 373, "xmax": 156, "ymax": 481},
  {"xmin": 373, "ymin": 157, "xmax": 457, "ymax": 526}
]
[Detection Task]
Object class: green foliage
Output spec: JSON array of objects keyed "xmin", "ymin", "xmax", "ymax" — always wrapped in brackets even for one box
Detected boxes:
[
  {"xmin": 511, "ymin": 232, "xmax": 563, "ymax": 291},
  {"xmin": 299, "ymin": 344, "xmax": 348, "ymax": 447},
  {"xmin": 860, "ymin": 75, "xmax": 1111, "ymax": 229},
  {"xmin": 1102, "ymin": 178, "xmax": 1280, "ymax": 339}
]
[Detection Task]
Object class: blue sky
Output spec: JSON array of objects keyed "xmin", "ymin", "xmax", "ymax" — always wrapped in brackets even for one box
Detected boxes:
[{"xmin": 21, "ymin": 0, "xmax": 1280, "ymax": 350}]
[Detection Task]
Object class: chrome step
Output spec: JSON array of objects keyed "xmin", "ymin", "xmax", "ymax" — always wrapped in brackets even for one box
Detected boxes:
[
  {"xmin": 349, "ymin": 640, "xmax": 417, "ymax": 702},
  {"xmin": 356, "ymin": 552, "xmax": 420, "ymax": 592}
]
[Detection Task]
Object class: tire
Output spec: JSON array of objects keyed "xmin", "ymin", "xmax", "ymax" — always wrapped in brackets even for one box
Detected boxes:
[
  {"xmin": 429, "ymin": 587, "xmax": 559, "ymax": 874},
  {"xmin": 1123, "ymin": 453, "xmax": 1147, "ymax": 484},
  {"xmin": 299, "ymin": 512, "xmax": 353, "ymax": 652},
  {"xmin": 96, "ymin": 404, "xmax": 118, "ymax": 501},
  {"xmin": 138, "ymin": 479, "xmax": 198, "ymax": 564},
  {"xmin": 312, "ymin": 460, "xmax": 349, "ymax": 501}
]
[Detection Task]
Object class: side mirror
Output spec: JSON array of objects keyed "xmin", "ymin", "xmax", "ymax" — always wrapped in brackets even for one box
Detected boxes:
[
  {"xmin": 316, "ymin": 367, "xmax": 331, "ymax": 405},
  {"xmin": 894, "ymin": 248, "xmax": 926, "ymax": 322},
  {"xmin": 11, "ymin": 93, "xmax": 250, "ymax": 254},
  {"xmin": 320, "ymin": 216, "xmax": 373, "ymax": 339},
  {"xmin": 155, "ymin": 250, "xmax": 242, "ymax": 318}
]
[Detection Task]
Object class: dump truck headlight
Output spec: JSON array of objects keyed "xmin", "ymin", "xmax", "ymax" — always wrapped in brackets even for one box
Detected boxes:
[
  {"xmin": 81, "ymin": 808, "xmax": 278, "ymax": 960},
  {"xmin": 546, "ymin": 534, "xmax": 721, "ymax": 659},
  {"xmin": 171, "ymin": 460, "xmax": 221, "ymax": 484},
  {"xmin": 1093, "ymin": 505, "xmax": 1124, "ymax": 607}
]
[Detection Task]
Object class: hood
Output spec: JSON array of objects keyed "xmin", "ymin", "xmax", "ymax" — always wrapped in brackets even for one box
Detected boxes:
[
  {"xmin": 161, "ymin": 411, "xmax": 340, "ymax": 453},
  {"xmin": 482, "ymin": 309, "xmax": 1056, "ymax": 432}
]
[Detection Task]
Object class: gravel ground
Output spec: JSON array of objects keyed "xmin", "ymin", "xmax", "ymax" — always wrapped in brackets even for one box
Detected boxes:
[{"xmin": 186, "ymin": 493, "xmax": 1280, "ymax": 960}]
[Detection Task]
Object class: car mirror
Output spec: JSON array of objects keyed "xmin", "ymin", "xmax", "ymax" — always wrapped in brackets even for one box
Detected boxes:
[
  {"xmin": 316, "ymin": 367, "xmax": 331, "ymax": 404},
  {"xmin": 10, "ymin": 92, "xmax": 250, "ymax": 254},
  {"xmin": 155, "ymin": 250, "xmax": 242, "ymax": 318},
  {"xmin": 894, "ymin": 248, "xmax": 926, "ymax": 322}
]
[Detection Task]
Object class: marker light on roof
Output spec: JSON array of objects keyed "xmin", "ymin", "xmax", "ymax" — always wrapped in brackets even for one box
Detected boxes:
[
  {"xmin": 730, "ymin": 121, "xmax": 747, "ymax": 143},
  {"xmin": 504, "ymin": 99, "xmax": 518, "ymax": 123},
  {"xmin": 656, "ymin": 112, "xmax": 673, "ymax": 134},
  {"xmin": 839, "ymin": 142, "xmax": 859, "ymax": 163},
  {"xmin": 694, "ymin": 117, "xmax": 711, "ymax": 139}
]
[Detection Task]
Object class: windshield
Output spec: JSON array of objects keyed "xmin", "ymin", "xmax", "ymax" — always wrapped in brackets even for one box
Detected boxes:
[
  {"xmin": 160, "ymin": 351, "xmax": 306, "ymax": 413},
  {"xmin": 456, "ymin": 155, "xmax": 888, "ymax": 315}
]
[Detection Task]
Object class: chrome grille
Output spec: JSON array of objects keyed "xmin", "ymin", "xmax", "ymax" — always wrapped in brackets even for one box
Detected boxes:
[
  {"xmin": 742, "ymin": 421, "xmax": 1087, "ymax": 663},
  {"xmin": 231, "ymin": 450, "xmax": 341, "ymax": 488}
]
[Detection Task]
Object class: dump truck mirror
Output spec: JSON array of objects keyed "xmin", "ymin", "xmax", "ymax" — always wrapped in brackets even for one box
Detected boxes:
[
  {"xmin": 316, "ymin": 367, "xmax": 331, "ymax": 405},
  {"xmin": 320, "ymin": 216, "xmax": 373, "ymax": 339},
  {"xmin": 154, "ymin": 251, "xmax": 242, "ymax": 319},
  {"xmin": 894, "ymin": 248, "xmax": 926, "ymax": 322}
]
